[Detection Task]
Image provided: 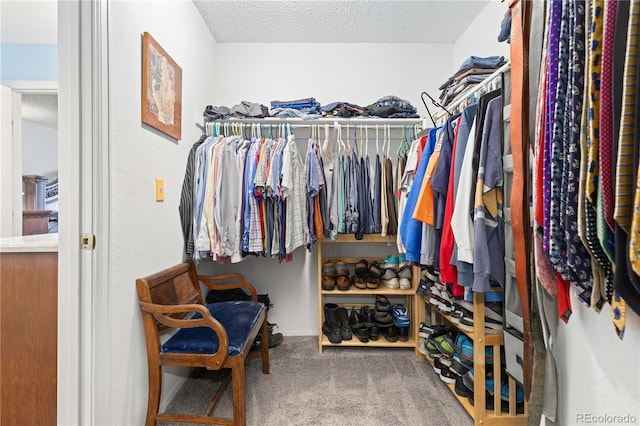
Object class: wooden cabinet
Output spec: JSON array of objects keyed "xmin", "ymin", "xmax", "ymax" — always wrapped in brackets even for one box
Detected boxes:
[
  {"xmin": 22, "ymin": 210, "xmax": 52, "ymax": 235},
  {"xmin": 317, "ymin": 235, "xmax": 420, "ymax": 356},
  {"xmin": 0, "ymin": 249, "xmax": 57, "ymax": 425}
]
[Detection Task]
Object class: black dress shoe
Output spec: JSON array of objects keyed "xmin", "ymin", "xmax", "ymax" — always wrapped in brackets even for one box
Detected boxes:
[
  {"xmin": 368, "ymin": 326, "xmax": 379, "ymax": 341},
  {"xmin": 353, "ymin": 327, "xmax": 369, "ymax": 343},
  {"xmin": 397, "ymin": 326, "xmax": 409, "ymax": 342},
  {"xmin": 382, "ymin": 325, "xmax": 398, "ymax": 342},
  {"xmin": 361, "ymin": 306, "xmax": 376, "ymax": 327}
]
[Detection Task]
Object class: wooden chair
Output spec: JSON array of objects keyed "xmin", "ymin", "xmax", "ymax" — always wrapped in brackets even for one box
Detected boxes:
[{"xmin": 136, "ymin": 261, "xmax": 270, "ymax": 426}]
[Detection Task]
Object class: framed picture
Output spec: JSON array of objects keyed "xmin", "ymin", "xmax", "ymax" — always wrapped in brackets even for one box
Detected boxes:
[{"xmin": 141, "ymin": 32, "xmax": 182, "ymax": 140}]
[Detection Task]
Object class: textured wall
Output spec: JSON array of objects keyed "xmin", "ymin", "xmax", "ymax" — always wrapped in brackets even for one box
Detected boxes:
[{"xmin": 107, "ymin": 1, "xmax": 217, "ymax": 424}]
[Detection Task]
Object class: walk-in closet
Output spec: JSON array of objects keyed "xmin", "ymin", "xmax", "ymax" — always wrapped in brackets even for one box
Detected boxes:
[{"xmin": 2, "ymin": 1, "xmax": 639, "ymax": 425}]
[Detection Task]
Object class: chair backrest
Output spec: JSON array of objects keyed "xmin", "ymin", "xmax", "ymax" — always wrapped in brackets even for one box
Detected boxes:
[{"xmin": 136, "ymin": 261, "xmax": 203, "ymax": 331}]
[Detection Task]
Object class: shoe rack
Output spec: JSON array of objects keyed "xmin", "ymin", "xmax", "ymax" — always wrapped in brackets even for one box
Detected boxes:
[
  {"xmin": 418, "ymin": 292, "xmax": 528, "ymax": 425},
  {"xmin": 317, "ymin": 235, "xmax": 421, "ymax": 356}
]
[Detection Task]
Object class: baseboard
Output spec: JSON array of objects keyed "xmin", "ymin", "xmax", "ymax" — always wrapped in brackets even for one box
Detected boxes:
[{"xmin": 159, "ymin": 367, "xmax": 192, "ymax": 411}]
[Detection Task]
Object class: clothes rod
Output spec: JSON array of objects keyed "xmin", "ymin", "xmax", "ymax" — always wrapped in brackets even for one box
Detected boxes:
[
  {"xmin": 203, "ymin": 117, "xmax": 423, "ymax": 127},
  {"xmin": 433, "ymin": 62, "xmax": 511, "ymax": 120}
]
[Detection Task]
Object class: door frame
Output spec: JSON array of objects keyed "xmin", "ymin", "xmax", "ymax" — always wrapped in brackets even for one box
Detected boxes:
[
  {"xmin": 0, "ymin": 82, "xmax": 58, "ymax": 238},
  {"xmin": 58, "ymin": 0, "xmax": 110, "ymax": 424}
]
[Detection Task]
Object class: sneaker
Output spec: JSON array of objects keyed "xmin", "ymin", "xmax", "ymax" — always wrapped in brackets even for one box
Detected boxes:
[
  {"xmin": 398, "ymin": 277, "xmax": 412, "ymax": 290},
  {"xmin": 423, "ymin": 265, "xmax": 439, "ymax": 281},
  {"xmin": 419, "ymin": 322, "xmax": 435, "ymax": 338},
  {"xmin": 381, "ymin": 269, "xmax": 399, "ymax": 289},
  {"xmin": 397, "ymin": 253, "xmax": 410, "ymax": 270},
  {"xmin": 486, "ymin": 380, "xmax": 525, "ymax": 403},
  {"xmin": 380, "ymin": 255, "xmax": 399, "ymax": 270},
  {"xmin": 392, "ymin": 304, "xmax": 410, "ymax": 327},
  {"xmin": 424, "ymin": 336, "xmax": 443, "ymax": 360},
  {"xmin": 416, "ymin": 279, "xmax": 430, "ymax": 297},
  {"xmin": 454, "ymin": 375, "xmax": 472, "ymax": 397},
  {"xmin": 454, "ymin": 334, "xmax": 474, "ymax": 363},
  {"xmin": 450, "ymin": 353, "xmax": 470, "ymax": 376},
  {"xmin": 397, "ymin": 267, "xmax": 412, "ymax": 279},
  {"xmin": 439, "ymin": 366, "xmax": 458, "ymax": 384},
  {"xmin": 433, "ymin": 333, "xmax": 456, "ymax": 356},
  {"xmin": 432, "ymin": 356, "xmax": 451, "ymax": 374}
]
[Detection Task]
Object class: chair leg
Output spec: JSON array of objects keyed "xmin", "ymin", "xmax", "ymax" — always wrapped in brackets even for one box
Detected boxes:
[
  {"xmin": 231, "ymin": 359, "xmax": 246, "ymax": 426},
  {"xmin": 260, "ymin": 319, "xmax": 270, "ymax": 374},
  {"xmin": 146, "ymin": 362, "xmax": 162, "ymax": 426}
]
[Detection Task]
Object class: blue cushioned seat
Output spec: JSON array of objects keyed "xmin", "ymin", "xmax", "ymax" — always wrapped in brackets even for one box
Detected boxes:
[{"xmin": 162, "ymin": 301, "xmax": 264, "ymax": 355}]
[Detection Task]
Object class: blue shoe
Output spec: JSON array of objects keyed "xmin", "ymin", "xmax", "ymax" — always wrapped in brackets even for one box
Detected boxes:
[
  {"xmin": 380, "ymin": 255, "xmax": 399, "ymax": 270},
  {"xmin": 486, "ymin": 380, "xmax": 524, "ymax": 403}
]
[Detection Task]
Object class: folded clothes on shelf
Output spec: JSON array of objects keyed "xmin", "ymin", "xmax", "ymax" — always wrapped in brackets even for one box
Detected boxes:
[
  {"xmin": 321, "ymin": 101, "xmax": 366, "ymax": 117},
  {"xmin": 365, "ymin": 95, "xmax": 419, "ymax": 118},
  {"xmin": 270, "ymin": 97, "xmax": 321, "ymax": 110}
]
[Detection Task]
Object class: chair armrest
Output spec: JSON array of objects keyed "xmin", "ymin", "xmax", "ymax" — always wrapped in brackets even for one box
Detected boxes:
[
  {"xmin": 197, "ymin": 273, "xmax": 259, "ymax": 302},
  {"xmin": 139, "ymin": 301, "xmax": 229, "ymax": 365}
]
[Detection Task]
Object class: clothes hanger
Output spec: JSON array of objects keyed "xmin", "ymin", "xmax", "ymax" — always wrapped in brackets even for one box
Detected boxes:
[{"xmin": 322, "ymin": 123, "xmax": 332, "ymax": 161}]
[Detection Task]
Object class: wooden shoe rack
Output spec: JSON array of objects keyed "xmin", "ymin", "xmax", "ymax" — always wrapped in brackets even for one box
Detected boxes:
[
  {"xmin": 317, "ymin": 235, "xmax": 420, "ymax": 356},
  {"xmin": 417, "ymin": 291, "xmax": 528, "ymax": 425}
]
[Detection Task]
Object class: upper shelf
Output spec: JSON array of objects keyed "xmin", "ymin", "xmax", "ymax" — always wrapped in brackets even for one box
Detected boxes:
[{"xmin": 319, "ymin": 234, "xmax": 396, "ymax": 243}]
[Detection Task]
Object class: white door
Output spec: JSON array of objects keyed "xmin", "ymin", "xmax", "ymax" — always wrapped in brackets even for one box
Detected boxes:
[{"xmin": 58, "ymin": 0, "xmax": 110, "ymax": 423}]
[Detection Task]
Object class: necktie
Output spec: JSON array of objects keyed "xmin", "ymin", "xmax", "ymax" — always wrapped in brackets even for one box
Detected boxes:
[
  {"xmin": 615, "ymin": 1, "xmax": 639, "ymax": 231},
  {"xmin": 599, "ymin": 0, "xmax": 618, "ymax": 232},
  {"xmin": 585, "ymin": 0, "xmax": 615, "ymax": 305},
  {"xmin": 614, "ymin": 0, "xmax": 640, "ymax": 321},
  {"xmin": 565, "ymin": 0, "xmax": 594, "ymax": 304}
]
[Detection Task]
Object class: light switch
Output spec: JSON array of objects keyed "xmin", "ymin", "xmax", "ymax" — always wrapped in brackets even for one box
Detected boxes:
[{"xmin": 155, "ymin": 178, "xmax": 164, "ymax": 201}]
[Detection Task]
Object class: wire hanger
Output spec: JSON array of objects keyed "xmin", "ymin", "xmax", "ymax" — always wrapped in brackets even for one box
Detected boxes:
[{"xmin": 421, "ymin": 91, "xmax": 451, "ymax": 127}]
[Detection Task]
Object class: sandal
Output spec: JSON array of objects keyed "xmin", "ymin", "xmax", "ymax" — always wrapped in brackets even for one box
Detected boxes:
[
  {"xmin": 375, "ymin": 295, "xmax": 391, "ymax": 312},
  {"xmin": 367, "ymin": 261, "xmax": 383, "ymax": 278},
  {"xmin": 353, "ymin": 275, "xmax": 367, "ymax": 289},
  {"xmin": 354, "ymin": 259, "xmax": 368, "ymax": 275}
]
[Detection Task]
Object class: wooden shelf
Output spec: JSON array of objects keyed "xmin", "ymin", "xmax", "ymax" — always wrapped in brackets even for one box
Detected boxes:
[
  {"xmin": 317, "ymin": 241, "xmax": 421, "ymax": 357},
  {"xmin": 321, "ymin": 335, "xmax": 416, "ymax": 348},
  {"xmin": 322, "ymin": 287, "xmax": 415, "ymax": 296},
  {"xmin": 425, "ymin": 358, "xmax": 527, "ymax": 425},
  {"xmin": 425, "ymin": 298, "xmax": 504, "ymax": 346}
]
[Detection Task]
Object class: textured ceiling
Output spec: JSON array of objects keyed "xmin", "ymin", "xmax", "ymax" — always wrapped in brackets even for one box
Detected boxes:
[{"xmin": 193, "ymin": 0, "xmax": 490, "ymax": 44}]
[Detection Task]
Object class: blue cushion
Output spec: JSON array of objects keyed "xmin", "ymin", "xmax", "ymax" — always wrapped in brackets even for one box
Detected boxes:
[{"xmin": 161, "ymin": 301, "xmax": 264, "ymax": 356}]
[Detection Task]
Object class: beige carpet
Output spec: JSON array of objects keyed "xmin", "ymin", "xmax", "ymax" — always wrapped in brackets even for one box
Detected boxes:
[{"xmin": 161, "ymin": 335, "xmax": 473, "ymax": 426}]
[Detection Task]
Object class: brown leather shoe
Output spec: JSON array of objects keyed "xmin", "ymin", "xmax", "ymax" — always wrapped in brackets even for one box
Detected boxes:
[
  {"xmin": 337, "ymin": 275, "xmax": 352, "ymax": 291},
  {"xmin": 322, "ymin": 275, "xmax": 336, "ymax": 291}
]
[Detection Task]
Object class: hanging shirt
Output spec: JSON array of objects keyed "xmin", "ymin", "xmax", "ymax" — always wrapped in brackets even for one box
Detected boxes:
[
  {"xmin": 282, "ymin": 135, "xmax": 307, "ymax": 254},
  {"xmin": 473, "ymin": 97, "xmax": 504, "ymax": 292}
]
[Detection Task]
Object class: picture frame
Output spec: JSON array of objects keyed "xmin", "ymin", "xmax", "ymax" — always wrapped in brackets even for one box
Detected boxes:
[{"xmin": 141, "ymin": 32, "xmax": 182, "ymax": 140}]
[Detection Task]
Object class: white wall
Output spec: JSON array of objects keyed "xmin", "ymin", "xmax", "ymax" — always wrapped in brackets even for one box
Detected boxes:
[
  {"xmin": 453, "ymin": 0, "xmax": 510, "ymax": 71},
  {"xmin": 22, "ymin": 119, "xmax": 57, "ymax": 178},
  {"xmin": 214, "ymin": 43, "xmax": 453, "ymax": 121},
  {"xmin": 552, "ymin": 293, "xmax": 640, "ymax": 425},
  {"xmin": 197, "ymin": 42, "xmax": 454, "ymax": 337},
  {"xmin": 107, "ymin": 1, "xmax": 217, "ymax": 424}
]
